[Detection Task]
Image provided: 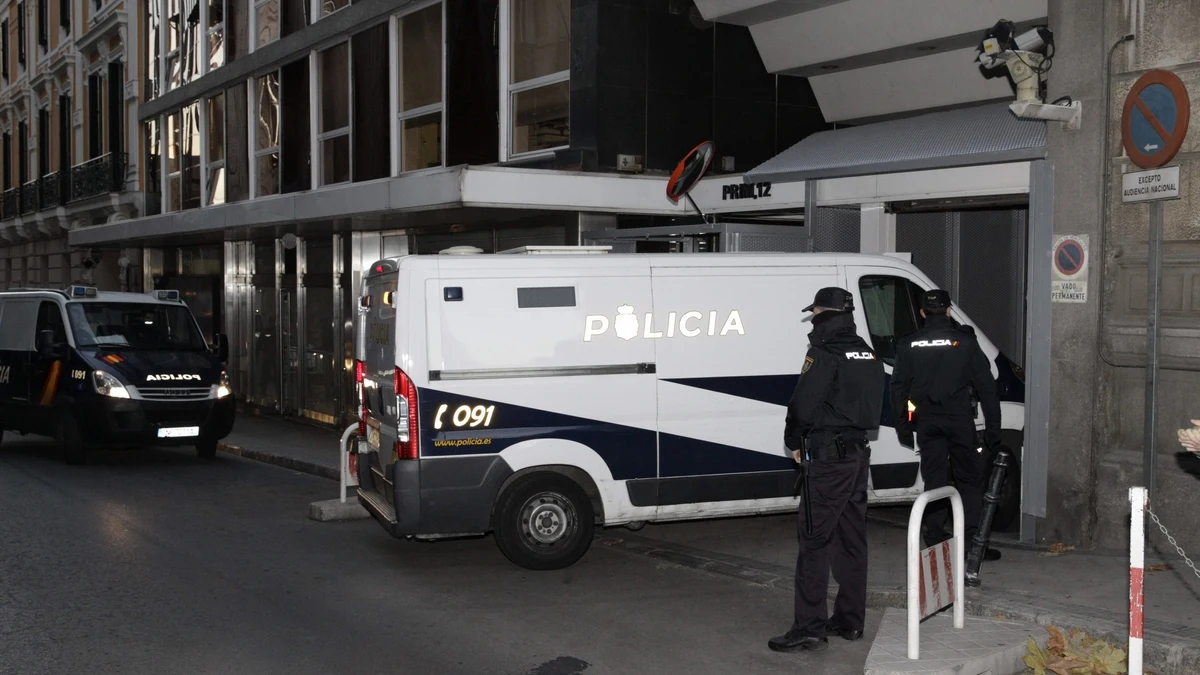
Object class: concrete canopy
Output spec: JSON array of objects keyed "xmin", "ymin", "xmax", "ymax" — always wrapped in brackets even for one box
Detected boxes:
[
  {"xmin": 745, "ymin": 102, "xmax": 1047, "ymax": 183},
  {"xmin": 693, "ymin": 0, "xmax": 1048, "ymax": 123}
]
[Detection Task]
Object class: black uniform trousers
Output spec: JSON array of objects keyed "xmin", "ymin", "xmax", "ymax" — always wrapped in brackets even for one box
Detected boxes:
[
  {"xmin": 916, "ymin": 414, "xmax": 983, "ymax": 546},
  {"xmin": 792, "ymin": 443, "xmax": 870, "ymax": 637}
]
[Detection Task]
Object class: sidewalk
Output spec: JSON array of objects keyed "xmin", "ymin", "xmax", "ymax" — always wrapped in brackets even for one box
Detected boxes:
[{"xmin": 220, "ymin": 415, "xmax": 1200, "ymax": 674}]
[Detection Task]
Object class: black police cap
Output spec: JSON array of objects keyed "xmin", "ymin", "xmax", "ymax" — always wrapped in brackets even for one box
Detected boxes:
[
  {"xmin": 803, "ymin": 287, "xmax": 854, "ymax": 313},
  {"xmin": 922, "ymin": 289, "xmax": 952, "ymax": 311}
]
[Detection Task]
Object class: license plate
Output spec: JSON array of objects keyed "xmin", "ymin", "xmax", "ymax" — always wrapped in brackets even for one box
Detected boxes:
[
  {"xmin": 158, "ymin": 426, "xmax": 200, "ymax": 438},
  {"xmin": 367, "ymin": 425, "xmax": 380, "ymax": 450}
]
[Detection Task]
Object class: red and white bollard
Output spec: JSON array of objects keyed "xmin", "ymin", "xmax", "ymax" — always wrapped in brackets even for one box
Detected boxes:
[{"xmin": 1129, "ymin": 487, "xmax": 1147, "ymax": 675}]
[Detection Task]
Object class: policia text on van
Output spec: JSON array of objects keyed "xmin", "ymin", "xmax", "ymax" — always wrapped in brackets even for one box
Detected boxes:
[
  {"xmin": 0, "ymin": 286, "xmax": 235, "ymax": 463},
  {"xmin": 351, "ymin": 249, "xmax": 1027, "ymax": 571}
]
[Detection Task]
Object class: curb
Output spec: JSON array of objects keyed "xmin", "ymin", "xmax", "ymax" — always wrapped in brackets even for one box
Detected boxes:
[
  {"xmin": 596, "ymin": 531, "xmax": 1200, "ymax": 675},
  {"xmin": 217, "ymin": 442, "xmax": 339, "ymax": 481}
]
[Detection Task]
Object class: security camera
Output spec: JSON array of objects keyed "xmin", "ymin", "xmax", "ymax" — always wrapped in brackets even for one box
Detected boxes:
[{"xmin": 976, "ymin": 20, "xmax": 1079, "ymax": 126}]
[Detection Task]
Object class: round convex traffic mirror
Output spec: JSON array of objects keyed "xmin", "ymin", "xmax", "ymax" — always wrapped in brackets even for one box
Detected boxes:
[{"xmin": 665, "ymin": 141, "xmax": 715, "ymax": 204}]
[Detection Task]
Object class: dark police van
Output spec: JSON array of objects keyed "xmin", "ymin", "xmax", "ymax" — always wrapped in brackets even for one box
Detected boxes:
[{"xmin": 0, "ymin": 286, "xmax": 235, "ymax": 463}]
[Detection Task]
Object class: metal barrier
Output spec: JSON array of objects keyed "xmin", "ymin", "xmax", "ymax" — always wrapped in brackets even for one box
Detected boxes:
[
  {"xmin": 339, "ymin": 424, "xmax": 361, "ymax": 503},
  {"xmin": 907, "ymin": 486, "xmax": 966, "ymax": 660}
]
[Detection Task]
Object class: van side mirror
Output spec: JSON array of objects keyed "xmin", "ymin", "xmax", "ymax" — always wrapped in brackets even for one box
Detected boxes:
[
  {"xmin": 212, "ymin": 333, "xmax": 229, "ymax": 363},
  {"xmin": 37, "ymin": 329, "xmax": 66, "ymax": 360}
]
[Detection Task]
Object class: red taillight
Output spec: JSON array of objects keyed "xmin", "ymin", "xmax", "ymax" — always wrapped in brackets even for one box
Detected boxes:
[
  {"xmin": 355, "ymin": 360, "xmax": 366, "ymax": 436},
  {"xmin": 395, "ymin": 367, "xmax": 419, "ymax": 460}
]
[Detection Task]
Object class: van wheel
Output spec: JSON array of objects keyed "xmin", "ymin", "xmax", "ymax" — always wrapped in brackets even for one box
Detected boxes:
[
  {"xmin": 494, "ymin": 473, "xmax": 594, "ymax": 571},
  {"xmin": 987, "ymin": 435, "xmax": 1022, "ymax": 532},
  {"xmin": 58, "ymin": 413, "xmax": 85, "ymax": 465},
  {"xmin": 196, "ymin": 438, "xmax": 218, "ymax": 460}
]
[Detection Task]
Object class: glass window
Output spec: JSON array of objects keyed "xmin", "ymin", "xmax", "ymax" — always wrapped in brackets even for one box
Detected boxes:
[
  {"xmin": 254, "ymin": 72, "xmax": 280, "ymax": 197},
  {"xmin": 858, "ymin": 275, "xmax": 925, "ymax": 366},
  {"xmin": 207, "ymin": 93, "xmax": 225, "ymax": 205},
  {"xmin": 317, "ymin": 0, "xmax": 346, "ymax": 19},
  {"xmin": 181, "ymin": 102, "xmax": 201, "ymax": 210},
  {"xmin": 36, "ymin": 301, "xmax": 66, "ymax": 345},
  {"xmin": 208, "ymin": 0, "xmax": 226, "ymax": 70},
  {"xmin": 510, "ymin": 0, "xmax": 568, "ymax": 84},
  {"xmin": 507, "ymin": 0, "xmax": 569, "ymax": 157},
  {"xmin": 143, "ymin": 119, "xmax": 162, "ymax": 215},
  {"xmin": 166, "ymin": 110, "xmax": 181, "ymax": 212},
  {"xmin": 254, "ymin": 0, "xmax": 278, "ymax": 48},
  {"xmin": 66, "ymin": 303, "xmax": 208, "ymax": 351},
  {"xmin": 144, "ymin": 0, "xmax": 160, "ymax": 98},
  {"xmin": 397, "ymin": 4, "xmax": 442, "ymax": 173},
  {"xmin": 511, "ymin": 80, "xmax": 568, "ymax": 155},
  {"xmin": 318, "ymin": 43, "xmax": 350, "ymax": 186}
]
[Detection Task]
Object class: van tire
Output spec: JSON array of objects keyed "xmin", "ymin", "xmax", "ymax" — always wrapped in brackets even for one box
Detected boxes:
[
  {"xmin": 493, "ymin": 473, "xmax": 594, "ymax": 571},
  {"xmin": 196, "ymin": 438, "xmax": 218, "ymax": 460},
  {"xmin": 58, "ymin": 413, "xmax": 85, "ymax": 465},
  {"xmin": 987, "ymin": 433, "xmax": 1022, "ymax": 532}
]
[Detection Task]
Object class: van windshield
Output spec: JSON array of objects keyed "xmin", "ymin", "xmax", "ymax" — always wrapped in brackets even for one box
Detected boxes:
[{"xmin": 66, "ymin": 303, "xmax": 209, "ymax": 351}]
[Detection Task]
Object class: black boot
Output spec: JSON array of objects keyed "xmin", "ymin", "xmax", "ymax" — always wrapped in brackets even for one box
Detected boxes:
[
  {"xmin": 768, "ymin": 630, "xmax": 829, "ymax": 653},
  {"xmin": 825, "ymin": 619, "xmax": 864, "ymax": 641}
]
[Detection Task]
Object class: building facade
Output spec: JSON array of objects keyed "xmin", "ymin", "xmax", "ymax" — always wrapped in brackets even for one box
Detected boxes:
[
  {"xmin": 0, "ymin": 0, "xmax": 141, "ymax": 289},
  {"xmin": 62, "ymin": 0, "xmax": 830, "ymax": 426}
]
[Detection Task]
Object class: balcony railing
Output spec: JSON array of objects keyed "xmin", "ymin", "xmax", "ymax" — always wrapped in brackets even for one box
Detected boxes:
[
  {"xmin": 0, "ymin": 152, "xmax": 129, "ymax": 220},
  {"xmin": 2, "ymin": 188, "xmax": 17, "ymax": 219},
  {"xmin": 70, "ymin": 152, "xmax": 127, "ymax": 202},
  {"xmin": 39, "ymin": 171, "xmax": 69, "ymax": 209},
  {"xmin": 20, "ymin": 180, "xmax": 39, "ymax": 215}
]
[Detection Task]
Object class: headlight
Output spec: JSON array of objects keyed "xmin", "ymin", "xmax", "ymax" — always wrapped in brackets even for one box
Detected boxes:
[
  {"xmin": 216, "ymin": 370, "xmax": 232, "ymax": 399},
  {"xmin": 92, "ymin": 370, "xmax": 130, "ymax": 399}
]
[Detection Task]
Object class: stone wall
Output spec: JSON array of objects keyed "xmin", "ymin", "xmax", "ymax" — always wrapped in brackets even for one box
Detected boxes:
[{"xmin": 1049, "ymin": 0, "xmax": 1200, "ymax": 555}]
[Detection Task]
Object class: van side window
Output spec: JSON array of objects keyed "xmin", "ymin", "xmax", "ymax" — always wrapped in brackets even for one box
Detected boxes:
[
  {"xmin": 517, "ymin": 286, "xmax": 576, "ymax": 309},
  {"xmin": 0, "ymin": 300, "xmax": 37, "ymax": 351},
  {"xmin": 858, "ymin": 276, "xmax": 924, "ymax": 365},
  {"xmin": 36, "ymin": 301, "xmax": 67, "ymax": 346}
]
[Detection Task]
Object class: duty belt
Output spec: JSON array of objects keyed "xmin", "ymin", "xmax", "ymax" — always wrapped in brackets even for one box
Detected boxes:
[{"xmin": 802, "ymin": 433, "xmax": 867, "ymax": 462}]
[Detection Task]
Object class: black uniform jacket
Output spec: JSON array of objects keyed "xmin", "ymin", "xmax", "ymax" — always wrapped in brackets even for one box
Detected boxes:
[
  {"xmin": 783, "ymin": 311, "xmax": 885, "ymax": 451},
  {"xmin": 888, "ymin": 313, "xmax": 1000, "ymax": 433}
]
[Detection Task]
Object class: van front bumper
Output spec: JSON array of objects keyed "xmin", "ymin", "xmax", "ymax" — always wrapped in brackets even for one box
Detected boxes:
[
  {"xmin": 356, "ymin": 452, "xmax": 513, "ymax": 537},
  {"xmin": 80, "ymin": 395, "xmax": 237, "ymax": 446}
]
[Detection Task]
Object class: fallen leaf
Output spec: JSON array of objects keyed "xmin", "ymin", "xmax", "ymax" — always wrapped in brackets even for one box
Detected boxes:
[
  {"xmin": 1147, "ymin": 563, "xmax": 1171, "ymax": 572},
  {"xmin": 1039, "ymin": 542, "xmax": 1076, "ymax": 557}
]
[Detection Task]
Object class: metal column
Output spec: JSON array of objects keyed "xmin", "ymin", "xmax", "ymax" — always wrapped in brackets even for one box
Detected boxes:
[
  {"xmin": 1144, "ymin": 202, "xmax": 1164, "ymax": 502},
  {"xmin": 1022, "ymin": 159, "xmax": 1054, "ymax": 542}
]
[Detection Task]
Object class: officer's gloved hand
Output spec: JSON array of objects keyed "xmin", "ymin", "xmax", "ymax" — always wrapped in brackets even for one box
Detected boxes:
[
  {"xmin": 984, "ymin": 429, "xmax": 1002, "ymax": 449},
  {"xmin": 897, "ymin": 426, "xmax": 915, "ymax": 450}
]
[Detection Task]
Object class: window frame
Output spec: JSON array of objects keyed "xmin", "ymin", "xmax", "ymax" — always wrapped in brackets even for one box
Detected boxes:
[
  {"xmin": 2, "ymin": 20, "xmax": 9, "ymax": 82},
  {"xmin": 390, "ymin": 1, "xmax": 445, "ymax": 176},
  {"xmin": 35, "ymin": 0, "xmax": 46, "ymax": 52},
  {"xmin": 164, "ymin": 0, "xmax": 180, "ymax": 91},
  {"xmin": 311, "ymin": 0, "xmax": 348, "ymax": 22},
  {"xmin": 165, "ymin": 109, "xmax": 181, "ymax": 211},
  {"xmin": 498, "ymin": 0, "xmax": 570, "ymax": 161},
  {"xmin": 205, "ymin": 0, "xmax": 227, "ymax": 72},
  {"xmin": 313, "ymin": 41, "xmax": 351, "ymax": 187}
]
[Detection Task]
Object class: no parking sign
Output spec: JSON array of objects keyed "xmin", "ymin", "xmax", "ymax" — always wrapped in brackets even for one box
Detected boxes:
[{"xmin": 1051, "ymin": 234, "xmax": 1089, "ymax": 303}]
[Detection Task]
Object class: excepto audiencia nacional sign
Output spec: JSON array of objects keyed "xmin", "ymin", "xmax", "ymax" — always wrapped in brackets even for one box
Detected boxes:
[{"xmin": 1121, "ymin": 166, "xmax": 1181, "ymax": 203}]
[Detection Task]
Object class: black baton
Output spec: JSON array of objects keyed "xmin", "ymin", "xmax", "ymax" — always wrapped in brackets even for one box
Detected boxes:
[{"xmin": 793, "ymin": 441, "xmax": 813, "ymax": 535}]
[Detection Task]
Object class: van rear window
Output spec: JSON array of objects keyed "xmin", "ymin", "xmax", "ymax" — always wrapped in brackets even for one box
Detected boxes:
[{"xmin": 517, "ymin": 286, "xmax": 576, "ymax": 309}]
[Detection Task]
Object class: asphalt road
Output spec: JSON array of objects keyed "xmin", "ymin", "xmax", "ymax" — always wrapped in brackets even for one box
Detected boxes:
[{"xmin": 0, "ymin": 436, "xmax": 878, "ymax": 675}]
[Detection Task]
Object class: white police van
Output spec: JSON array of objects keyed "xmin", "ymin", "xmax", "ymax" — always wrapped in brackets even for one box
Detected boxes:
[
  {"xmin": 0, "ymin": 286, "xmax": 235, "ymax": 464},
  {"xmin": 353, "ymin": 248, "xmax": 1026, "ymax": 570}
]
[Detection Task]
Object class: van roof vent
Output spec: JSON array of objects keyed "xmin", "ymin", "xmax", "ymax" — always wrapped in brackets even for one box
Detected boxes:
[
  {"xmin": 497, "ymin": 245, "xmax": 612, "ymax": 255},
  {"xmin": 438, "ymin": 246, "xmax": 485, "ymax": 255}
]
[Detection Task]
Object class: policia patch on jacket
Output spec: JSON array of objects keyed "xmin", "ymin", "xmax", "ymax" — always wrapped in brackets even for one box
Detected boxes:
[{"xmin": 802, "ymin": 356, "xmax": 814, "ymax": 374}]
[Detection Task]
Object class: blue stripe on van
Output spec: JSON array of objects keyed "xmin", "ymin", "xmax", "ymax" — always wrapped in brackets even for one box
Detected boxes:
[{"xmin": 663, "ymin": 373, "xmax": 900, "ymax": 429}]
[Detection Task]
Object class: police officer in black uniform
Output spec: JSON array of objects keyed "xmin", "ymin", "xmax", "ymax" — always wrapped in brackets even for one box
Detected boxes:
[
  {"xmin": 890, "ymin": 289, "xmax": 1001, "ymax": 555},
  {"xmin": 769, "ymin": 287, "xmax": 885, "ymax": 654}
]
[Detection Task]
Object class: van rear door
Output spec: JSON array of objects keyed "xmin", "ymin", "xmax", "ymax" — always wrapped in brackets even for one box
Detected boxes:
[{"xmin": 361, "ymin": 269, "xmax": 399, "ymax": 450}]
